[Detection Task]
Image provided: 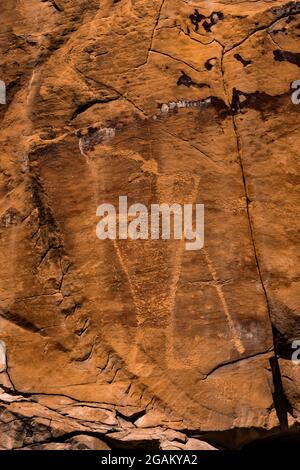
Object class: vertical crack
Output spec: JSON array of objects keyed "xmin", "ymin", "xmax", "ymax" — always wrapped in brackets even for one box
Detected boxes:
[
  {"xmin": 146, "ymin": 0, "xmax": 166, "ymax": 63},
  {"xmin": 218, "ymin": 47, "xmax": 292, "ymax": 430},
  {"xmin": 231, "ymin": 102, "xmax": 292, "ymax": 432},
  {"xmin": 269, "ymin": 355, "xmax": 293, "ymax": 430}
]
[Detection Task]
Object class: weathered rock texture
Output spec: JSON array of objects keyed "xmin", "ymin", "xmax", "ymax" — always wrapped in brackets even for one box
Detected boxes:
[{"xmin": 0, "ymin": 0, "xmax": 300, "ymax": 450}]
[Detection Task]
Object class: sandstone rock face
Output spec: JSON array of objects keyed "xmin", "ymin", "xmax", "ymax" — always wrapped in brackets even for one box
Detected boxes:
[{"xmin": 0, "ymin": 0, "xmax": 300, "ymax": 450}]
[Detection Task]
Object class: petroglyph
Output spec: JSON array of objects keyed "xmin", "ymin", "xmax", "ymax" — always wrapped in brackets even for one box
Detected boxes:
[{"xmin": 159, "ymin": 98, "xmax": 212, "ymax": 115}]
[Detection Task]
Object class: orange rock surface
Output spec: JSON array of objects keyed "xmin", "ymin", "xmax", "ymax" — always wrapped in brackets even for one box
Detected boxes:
[{"xmin": 0, "ymin": 0, "xmax": 300, "ymax": 450}]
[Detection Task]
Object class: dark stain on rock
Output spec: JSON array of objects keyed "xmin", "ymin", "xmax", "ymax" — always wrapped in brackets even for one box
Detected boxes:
[
  {"xmin": 209, "ymin": 96, "xmax": 229, "ymax": 119},
  {"xmin": 286, "ymin": 15, "xmax": 296, "ymax": 23},
  {"xmin": 273, "ymin": 49, "xmax": 300, "ymax": 67},
  {"xmin": 231, "ymin": 88, "xmax": 241, "ymax": 114},
  {"xmin": 177, "ymin": 71, "xmax": 193, "ymax": 87},
  {"xmin": 203, "ymin": 20, "xmax": 212, "ymax": 33},
  {"xmin": 189, "ymin": 10, "xmax": 224, "ymax": 33},
  {"xmin": 272, "ymin": 27, "xmax": 287, "ymax": 34},
  {"xmin": 189, "ymin": 9, "xmax": 205, "ymax": 32},
  {"xmin": 234, "ymin": 54, "xmax": 252, "ymax": 66},
  {"xmin": 270, "ymin": 2, "xmax": 300, "ymax": 18},
  {"xmin": 230, "ymin": 88, "xmax": 290, "ymax": 117},
  {"xmin": 177, "ymin": 71, "xmax": 210, "ymax": 89},
  {"xmin": 204, "ymin": 58, "xmax": 216, "ymax": 70},
  {"xmin": 203, "ymin": 12, "xmax": 224, "ymax": 32},
  {"xmin": 272, "ymin": 325, "xmax": 295, "ymax": 360}
]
